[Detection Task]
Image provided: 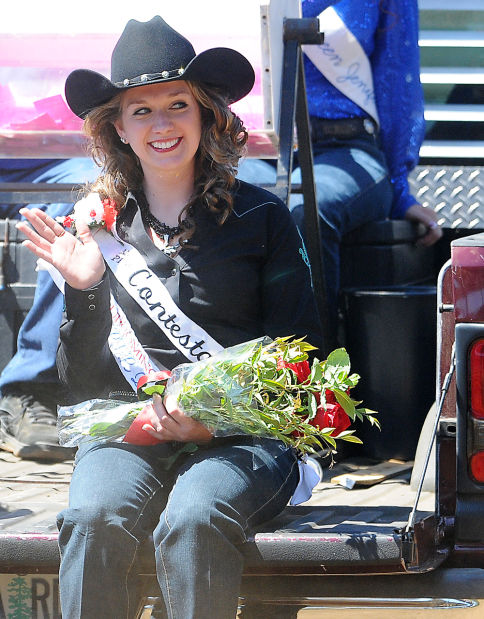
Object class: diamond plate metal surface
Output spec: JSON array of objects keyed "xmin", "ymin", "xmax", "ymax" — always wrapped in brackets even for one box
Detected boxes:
[{"xmin": 409, "ymin": 166, "xmax": 484, "ymax": 229}]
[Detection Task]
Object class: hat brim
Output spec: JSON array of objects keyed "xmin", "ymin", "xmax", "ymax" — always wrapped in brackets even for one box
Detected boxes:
[{"xmin": 65, "ymin": 47, "xmax": 255, "ymax": 119}]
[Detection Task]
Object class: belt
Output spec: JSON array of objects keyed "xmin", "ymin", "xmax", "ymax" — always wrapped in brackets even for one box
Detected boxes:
[{"xmin": 310, "ymin": 117, "xmax": 378, "ymax": 142}]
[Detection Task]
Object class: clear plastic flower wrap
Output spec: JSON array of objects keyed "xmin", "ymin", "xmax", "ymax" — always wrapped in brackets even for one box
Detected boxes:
[
  {"xmin": 58, "ymin": 398, "xmax": 145, "ymax": 447},
  {"xmin": 57, "ymin": 336, "xmax": 380, "ymax": 454},
  {"xmin": 165, "ymin": 337, "xmax": 275, "ymax": 438}
]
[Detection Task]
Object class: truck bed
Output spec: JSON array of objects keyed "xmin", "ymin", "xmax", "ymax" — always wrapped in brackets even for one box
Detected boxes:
[
  {"xmin": 0, "ymin": 451, "xmax": 435, "ymax": 573},
  {"xmin": 0, "ymin": 446, "xmax": 441, "ymax": 618}
]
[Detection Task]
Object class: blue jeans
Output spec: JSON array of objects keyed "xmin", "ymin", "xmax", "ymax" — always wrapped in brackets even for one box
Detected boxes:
[
  {"xmin": 238, "ymin": 135, "xmax": 393, "ymax": 329},
  {"xmin": 56, "ymin": 437, "xmax": 299, "ymax": 619},
  {"xmin": 0, "ymin": 158, "xmax": 99, "ymax": 392}
]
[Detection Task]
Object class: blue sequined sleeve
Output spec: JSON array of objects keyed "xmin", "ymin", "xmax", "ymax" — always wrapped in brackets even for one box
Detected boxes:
[{"xmin": 371, "ymin": 0, "xmax": 425, "ymax": 218}]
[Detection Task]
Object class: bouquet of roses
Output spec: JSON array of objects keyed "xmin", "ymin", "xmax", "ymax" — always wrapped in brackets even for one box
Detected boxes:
[{"xmin": 57, "ymin": 336, "xmax": 379, "ymax": 455}]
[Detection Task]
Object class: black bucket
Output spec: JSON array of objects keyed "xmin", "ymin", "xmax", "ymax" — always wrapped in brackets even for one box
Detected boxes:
[{"xmin": 342, "ymin": 285, "xmax": 437, "ymax": 461}]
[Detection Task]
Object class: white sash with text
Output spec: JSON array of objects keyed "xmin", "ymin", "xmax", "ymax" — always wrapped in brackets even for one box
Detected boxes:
[
  {"xmin": 93, "ymin": 227, "xmax": 223, "ymax": 363},
  {"xmin": 302, "ymin": 6, "xmax": 379, "ymax": 126}
]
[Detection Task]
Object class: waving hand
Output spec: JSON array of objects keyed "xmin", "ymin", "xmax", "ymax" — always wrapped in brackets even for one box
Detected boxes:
[{"xmin": 17, "ymin": 207, "xmax": 106, "ymax": 290}]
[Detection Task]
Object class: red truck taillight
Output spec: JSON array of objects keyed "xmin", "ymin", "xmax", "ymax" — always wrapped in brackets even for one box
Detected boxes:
[
  {"xmin": 469, "ymin": 340, "xmax": 484, "ymax": 482},
  {"xmin": 453, "ymin": 236, "xmax": 484, "ymax": 542},
  {"xmin": 470, "ymin": 452, "xmax": 484, "ymax": 482},
  {"xmin": 470, "ymin": 339, "xmax": 484, "ymax": 420},
  {"xmin": 455, "ymin": 326, "xmax": 484, "ymax": 541}
]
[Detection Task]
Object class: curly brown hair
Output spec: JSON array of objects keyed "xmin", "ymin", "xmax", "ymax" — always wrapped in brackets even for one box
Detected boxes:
[{"xmin": 82, "ymin": 81, "xmax": 249, "ymax": 239}]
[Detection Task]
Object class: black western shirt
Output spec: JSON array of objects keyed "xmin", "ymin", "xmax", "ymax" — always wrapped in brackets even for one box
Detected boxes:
[{"xmin": 58, "ymin": 181, "xmax": 324, "ymax": 402}]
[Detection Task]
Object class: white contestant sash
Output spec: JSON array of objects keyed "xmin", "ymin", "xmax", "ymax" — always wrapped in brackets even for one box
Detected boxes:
[
  {"xmin": 302, "ymin": 6, "xmax": 379, "ymax": 126},
  {"xmin": 107, "ymin": 296, "xmax": 159, "ymax": 390},
  {"xmin": 92, "ymin": 227, "xmax": 223, "ymax": 363}
]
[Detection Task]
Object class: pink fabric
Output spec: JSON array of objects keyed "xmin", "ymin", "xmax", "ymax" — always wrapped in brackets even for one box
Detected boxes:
[{"xmin": 0, "ymin": 33, "xmax": 264, "ymax": 132}]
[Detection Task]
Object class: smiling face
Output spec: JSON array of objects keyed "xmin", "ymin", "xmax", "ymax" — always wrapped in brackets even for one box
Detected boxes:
[{"xmin": 114, "ymin": 80, "xmax": 202, "ymax": 183}]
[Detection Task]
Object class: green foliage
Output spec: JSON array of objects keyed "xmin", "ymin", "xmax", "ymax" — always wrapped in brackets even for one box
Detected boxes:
[
  {"xmin": 71, "ymin": 337, "xmax": 379, "ymax": 455},
  {"xmin": 150, "ymin": 337, "xmax": 379, "ymax": 456}
]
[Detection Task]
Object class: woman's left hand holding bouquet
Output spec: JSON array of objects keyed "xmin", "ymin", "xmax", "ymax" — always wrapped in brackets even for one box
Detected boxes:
[
  {"xmin": 17, "ymin": 207, "xmax": 106, "ymax": 290},
  {"xmin": 141, "ymin": 393, "xmax": 213, "ymax": 445}
]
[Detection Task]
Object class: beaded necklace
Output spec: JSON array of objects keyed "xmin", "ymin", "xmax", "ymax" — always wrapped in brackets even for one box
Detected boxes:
[
  {"xmin": 137, "ymin": 192, "xmax": 193, "ymax": 257},
  {"xmin": 138, "ymin": 197, "xmax": 189, "ymax": 239}
]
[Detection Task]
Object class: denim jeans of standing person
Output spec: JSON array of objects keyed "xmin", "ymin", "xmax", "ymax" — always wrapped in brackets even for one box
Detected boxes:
[
  {"xmin": 237, "ymin": 133, "xmax": 394, "ymax": 333},
  {"xmin": 0, "ymin": 158, "xmax": 99, "ymax": 394},
  {"xmin": 56, "ymin": 437, "xmax": 299, "ymax": 619},
  {"xmin": 0, "ymin": 158, "xmax": 99, "ymax": 460}
]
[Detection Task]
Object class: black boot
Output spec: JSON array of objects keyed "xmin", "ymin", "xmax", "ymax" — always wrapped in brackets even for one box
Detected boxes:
[{"xmin": 0, "ymin": 383, "xmax": 74, "ymax": 461}]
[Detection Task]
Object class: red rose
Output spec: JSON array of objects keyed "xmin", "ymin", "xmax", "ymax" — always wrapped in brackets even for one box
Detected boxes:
[
  {"xmin": 136, "ymin": 370, "xmax": 172, "ymax": 391},
  {"xmin": 63, "ymin": 216, "xmax": 74, "ymax": 228},
  {"xmin": 312, "ymin": 389, "xmax": 336, "ymax": 406},
  {"xmin": 310, "ymin": 403, "xmax": 351, "ymax": 437},
  {"xmin": 102, "ymin": 198, "xmax": 118, "ymax": 230},
  {"xmin": 277, "ymin": 358, "xmax": 311, "ymax": 383},
  {"xmin": 137, "ymin": 370, "xmax": 172, "ymax": 401}
]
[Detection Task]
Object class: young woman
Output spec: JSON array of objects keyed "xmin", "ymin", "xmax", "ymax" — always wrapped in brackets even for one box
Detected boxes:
[{"xmin": 17, "ymin": 16, "xmax": 323, "ymax": 619}]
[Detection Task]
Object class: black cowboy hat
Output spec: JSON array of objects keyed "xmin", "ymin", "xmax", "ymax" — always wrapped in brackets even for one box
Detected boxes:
[{"xmin": 65, "ymin": 16, "xmax": 255, "ymax": 119}]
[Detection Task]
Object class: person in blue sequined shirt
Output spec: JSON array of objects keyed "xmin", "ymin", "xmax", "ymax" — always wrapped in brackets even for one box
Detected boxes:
[{"xmin": 238, "ymin": 0, "xmax": 442, "ymax": 331}]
